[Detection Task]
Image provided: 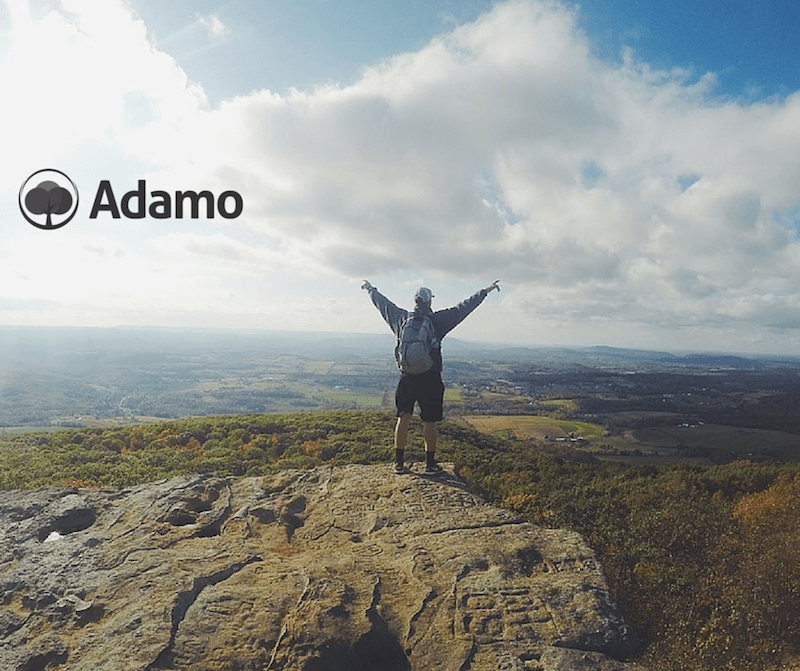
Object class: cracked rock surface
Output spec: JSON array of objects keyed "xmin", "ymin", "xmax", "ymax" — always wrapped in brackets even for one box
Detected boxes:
[{"xmin": 0, "ymin": 464, "xmax": 649, "ymax": 671}]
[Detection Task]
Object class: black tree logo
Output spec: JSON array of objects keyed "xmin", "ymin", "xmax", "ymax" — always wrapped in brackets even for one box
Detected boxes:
[
  {"xmin": 25, "ymin": 181, "xmax": 73, "ymax": 228},
  {"xmin": 19, "ymin": 169, "xmax": 79, "ymax": 230}
]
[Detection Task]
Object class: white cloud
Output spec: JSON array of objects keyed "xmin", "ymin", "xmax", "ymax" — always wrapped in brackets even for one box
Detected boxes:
[
  {"xmin": 147, "ymin": 232, "xmax": 310, "ymax": 276},
  {"xmin": 4, "ymin": 0, "xmax": 800, "ymax": 352},
  {"xmin": 199, "ymin": 14, "xmax": 230, "ymax": 40}
]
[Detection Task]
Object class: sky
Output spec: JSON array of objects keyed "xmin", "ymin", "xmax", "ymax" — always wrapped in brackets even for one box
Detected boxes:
[{"xmin": 2, "ymin": 0, "xmax": 800, "ymax": 354}]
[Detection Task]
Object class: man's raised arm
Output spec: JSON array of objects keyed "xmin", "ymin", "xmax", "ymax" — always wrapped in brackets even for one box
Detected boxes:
[
  {"xmin": 362, "ymin": 280, "xmax": 407, "ymax": 336},
  {"xmin": 433, "ymin": 280, "xmax": 500, "ymax": 336}
]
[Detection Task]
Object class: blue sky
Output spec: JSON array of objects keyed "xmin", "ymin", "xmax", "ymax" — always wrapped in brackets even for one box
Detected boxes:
[
  {"xmin": 580, "ymin": 0, "xmax": 800, "ymax": 98},
  {"xmin": 2, "ymin": 0, "xmax": 800, "ymax": 354},
  {"xmin": 132, "ymin": 0, "xmax": 800, "ymax": 103}
]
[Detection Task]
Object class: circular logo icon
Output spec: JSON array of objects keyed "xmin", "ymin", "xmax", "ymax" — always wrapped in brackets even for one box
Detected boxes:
[{"xmin": 19, "ymin": 169, "xmax": 80, "ymax": 230}]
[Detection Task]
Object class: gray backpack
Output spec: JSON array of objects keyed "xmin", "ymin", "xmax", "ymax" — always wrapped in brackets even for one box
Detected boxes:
[{"xmin": 396, "ymin": 312, "xmax": 437, "ymax": 374}]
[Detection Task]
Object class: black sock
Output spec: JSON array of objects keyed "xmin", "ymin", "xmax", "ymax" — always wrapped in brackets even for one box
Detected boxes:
[
  {"xmin": 395, "ymin": 449, "xmax": 404, "ymax": 466},
  {"xmin": 426, "ymin": 451, "xmax": 436, "ymax": 468}
]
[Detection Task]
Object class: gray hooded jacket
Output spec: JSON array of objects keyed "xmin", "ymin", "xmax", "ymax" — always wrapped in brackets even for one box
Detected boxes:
[{"xmin": 366, "ymin": 287, "xmax": 490, "ymax": 372}]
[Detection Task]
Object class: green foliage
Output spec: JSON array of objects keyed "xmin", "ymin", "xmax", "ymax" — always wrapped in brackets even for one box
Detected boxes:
[
  {"xmin": 0, "ymin": 412, "xmax": 400, "ymax": 489},
  {"xmin": 2, "ymin": 411, "xmax": 799, "ymax": 671}
]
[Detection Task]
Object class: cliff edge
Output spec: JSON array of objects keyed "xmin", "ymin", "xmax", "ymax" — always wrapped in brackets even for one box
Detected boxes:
[{"xmin": 0, "ymin": 464, "xmax": 648, "ymax": 670}]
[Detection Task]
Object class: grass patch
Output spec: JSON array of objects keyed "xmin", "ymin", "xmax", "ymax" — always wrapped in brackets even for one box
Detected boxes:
[
  {"xmin": 315, "ymin": 388, "xmax": 385, "ymax": 407},
  {"xmin": 541, "ymin": 398, "xmax": 578, "ymax": 411},
  {"xmin": 444, "ymin": 387, "xmax": 463, "ymax": 402}
]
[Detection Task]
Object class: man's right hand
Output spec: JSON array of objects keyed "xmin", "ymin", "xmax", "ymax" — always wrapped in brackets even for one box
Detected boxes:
[
  {"xmin": 361, "ymin": 280, "xmax": 374, "ymax": 291},
  {"xmin": 486, "ymin": 280, "xmax": 501, "ymax": 293}
]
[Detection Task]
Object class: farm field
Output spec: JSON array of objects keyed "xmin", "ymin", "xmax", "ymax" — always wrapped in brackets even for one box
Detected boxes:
[{"xmin": 460, "ymin": 414, "xmax": 604, "ymax": 442}]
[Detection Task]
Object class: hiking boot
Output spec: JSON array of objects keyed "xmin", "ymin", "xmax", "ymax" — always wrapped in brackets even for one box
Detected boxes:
[
  {"xmin": 394, "ymin": 463, "xmax": 408, "ymax": 474},
  {"xmin": 423, "ymin": 463, "xmax": 443, "ymax": 476}
]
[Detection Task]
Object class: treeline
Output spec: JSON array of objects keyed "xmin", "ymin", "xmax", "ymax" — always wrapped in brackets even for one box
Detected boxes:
[
  {"xmin": 1, "ymin": 411, "xmax": 799, "ymax": 671},
  {"xmin": 0, "ymin": 412, "xmax": 398, "ymax": 489}
]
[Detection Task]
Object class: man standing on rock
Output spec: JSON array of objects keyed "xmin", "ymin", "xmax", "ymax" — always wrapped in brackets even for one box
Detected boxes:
[{"xmin": 361, "ymin": 280, "xmax": 500, "ymax": 475}]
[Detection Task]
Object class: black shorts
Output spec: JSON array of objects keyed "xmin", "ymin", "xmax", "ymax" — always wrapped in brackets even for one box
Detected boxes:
[{"xmin": 395, "ymin": 370, "xmax": 445, "ymax": 422}]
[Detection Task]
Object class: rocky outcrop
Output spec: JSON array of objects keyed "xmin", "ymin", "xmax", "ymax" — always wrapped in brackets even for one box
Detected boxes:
[{"xmin": 0, "ymin": 464, "xmax": 649, "ymax": 671}]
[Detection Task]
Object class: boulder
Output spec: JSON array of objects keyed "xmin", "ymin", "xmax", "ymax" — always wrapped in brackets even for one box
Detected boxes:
[{"xmin": 0, "ymin": 464, "xmax": 647, "ymax": 670}]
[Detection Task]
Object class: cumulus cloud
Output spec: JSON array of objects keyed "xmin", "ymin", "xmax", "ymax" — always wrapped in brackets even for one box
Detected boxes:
[
  {"xmin": 161, "ymin": 0, "xmax": 800, "ymax": 347},
  {"xmin": 4, "ymin": 0, "xmax": 800, "ymax": 350},
  {"xmin": 0, "ymin": 0, "xmax": 206, "ymax": 184}
]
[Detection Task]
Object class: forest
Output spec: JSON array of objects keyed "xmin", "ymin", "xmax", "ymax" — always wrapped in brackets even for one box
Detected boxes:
[{"xmin": 1, "ymin": 409, "xmax": 799, "ymax": 671}]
